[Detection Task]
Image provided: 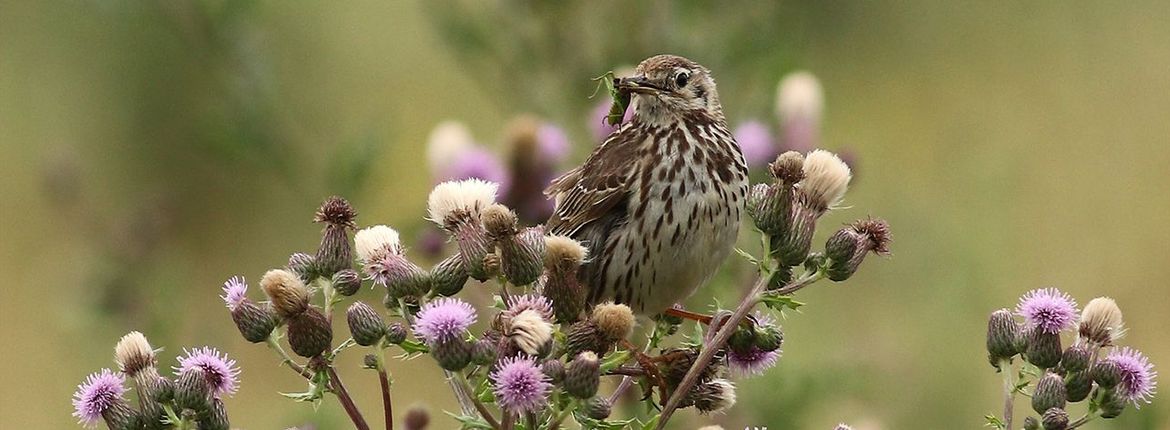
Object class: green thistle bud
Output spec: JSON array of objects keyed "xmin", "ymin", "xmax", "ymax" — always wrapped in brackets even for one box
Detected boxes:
[
  {"xmin": 1060, "ymin": 345, "xmax": 1090, "ymax": 373},
  {"xmin": 543, "ymin": 235, "xmax": 588, "ymax": 323},
  {"xmin": 287, "ymin": 252, "xmax": 317, "ymax": 282},
  {"xmin": 378, "ymin": 253, "xmax": 431, "ymax": 301},
  {"xmin": 101, "ymin": 402, "xmax": 143, "ymax": 430},
  {"xmin": 198, "ymin": 398, "xmax": 230, "ymax": 430},
  {"xmin": 770, "ymin": 203, "xmax": 817, "ymax": 265},
  {"xmin": 1025, "ymin": 328, "xmax": 1062, "ymax": 369},
  {"xmin": 404, "ymin": 406, "xmax": 430, "ymax": 430},
  {"xmin": 1041, "ymin": 408, "xmax": 1068, "ymax": 430},
  {"xmin": 1098, "ymin": 389, "xmax": 1126, "ymax": 419},
  {"xmin": 1032, "ymin": 373, "xmax": 1067, "ymax": 415},
  {"xmin": 385, "ymin": 322, "xmax": 407, "ymax": 345},
  {"xmin": 565, "ymin": 320, "xmax": 609, "ymax": 358},
  {"xmin": 1023, "ymin": 416, "xmax": 1040, "ymax": 430},
  {"xmin": 498, "ymin": 227, "xmax": 546, "ymax": 286},
  {"xmin": 432, "ymin": 338, "xmax": 472, "ymax": 371},
  {"xmin": 986, "ymin": 309, "xmax": 1020, "ymax": 364},
  {"xmin": 728, "ymin": 326, "xmax": 756, "ymax": 355},
  {"xmin": 1091, "ymin": 360, "xmax": 1122, "ymax": 389},
  {"xmin": 1064, "ymin": 371, "xmax": 1092, "ymax": 403},
  {"xmin": 137, "ymin": 374, "xmax": 169, "ymax": 430},
  {"xmin": 288, "ymin": 307, "xmax": 333, "ymax": 358},
  {"xmin": 332, "ymin": 269, "xmax": 362, "ymax": 296},
  {"xmin": 767, "ymin": 263, "xmax": 794, "ymax": 290},
  {"xmin": 471, "ymin": 339, "xmax": 497, "ymax": 366},
  {"xmin": 541, "ymin": 359, "xmax": 565, "ymax": 385},
  {"xmin": 231, "ymin": 298, "xmax": 277, "ymax": 343},
  {"xmin": 174, "ymin": 368, "xmax": 212, "ymax": 412},
  {"xmin": 584, "ymin": 397, "xmax": 612, "ymax": 420},
  {"xmin": 150, "ymin": 377, "xmax": 174, "ymax": 404},
  {"xmin": 429, "ymin": 253, "xmax": 469, "ymax": 297},
  {"xmin": 314, "ymin": 196, "xmax": 357, "ymax": 277},
  {"xmin": 565, "ymin": 351, "xmax": 601, "ymax": 398},
  {"xmin": 453, "ymin": 219, "xmax": 493, "ymax": 281},
  {"xmin": 346, "ymin": 302, "xmax": 386, "ymax": 347},
  {"xmin": 824, "ymin": 218, "xmax": 892, "ymax": 281},
  {"xmin": 754, "ymin": 324, "xmax": 784, "ymax": 353}
]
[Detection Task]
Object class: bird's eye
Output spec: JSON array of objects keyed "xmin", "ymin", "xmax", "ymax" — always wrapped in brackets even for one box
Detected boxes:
[{"xmin": 674, "ymin": 71, "xmax": 690, "ymax": 88}]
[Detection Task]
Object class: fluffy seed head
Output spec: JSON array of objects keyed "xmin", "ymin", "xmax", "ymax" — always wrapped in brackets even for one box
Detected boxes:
[
  {"xmin": 1106, "ymin": 347, "xmax": 1158, "ymax": 406},
  {"xmin": 481, "ymin": 203, "xmax": 519, "ymax": 239},
  {"xmin": 591, "ymin": 302, "xmax": 635, "ymax": 342},
  {"xmin": 413, "ymin": 297, "xmax": 477, "ymax": 345},
  {"xmin": 692, "ymin": 378, "xmax": 737, "ymax": 414},
  {"xmin": 1079, "ymin": 297, "xmax": 1125, "ymax": 346},
  {"xmin": 175, "ymin": 347, "xmax": 240, "ymax": 397},
  {"xmin": 544, "ymin": 235, "xmax": 588, "ymax": 271},
  {"xmin": 491, "ymin": 356, "xmax": 552, "ymax": 414},
  {"xmin": 508, "ymin": 309, "xmax": 554, "ymax": 356},
  {"xmin": 798, "ymin": 149, "xmax": 851, "ymax": 210},
  {"xmin": 260, "ymin": 269, "xmax": 310, "ymax": 318},
  {"xmin": 72, "ymin": 369, "xmax": 127, "ymax": 427},
  {"xmin": 114, "ymin": 331, "xmax": 156, "ymax": 377},
  {"xmin": 1016, "ymin": 288, "xmax": 1079, "ymax": 334},
  {"xmin": 427, "ymin": 179, "xmax": 499, "ymax": 229},
  {"xmin": 314, "ymin": 196, "xmax": 357, "ymax": 228},
  {"xmin": 220, "ymin": 276, "xmax": 248, "ymax": 312},
  {"xmin": 354, "ymin": 225, "xmax": 402, "ymax": 263}
]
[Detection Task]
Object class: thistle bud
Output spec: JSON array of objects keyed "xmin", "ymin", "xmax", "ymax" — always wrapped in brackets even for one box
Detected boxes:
[
  {"xmin": 1098, "ymin": 389, "xmax": 1126, "ymax": 418},
  {"xmin": 430, "ymin": 253, "xmax": 469, "ymax": 297},
  {"xmin": 541, "ymin": 359, "xmax": 565, "ymax": 384},
  {"xmin": 728, "ymin": 326, "xmax": 756, "ymax": 355},
  {"xmin": 432, "ymin": 338, "xmax": 472, "ymax": 371},
  {"xmin": 584, "ymin": 397, "xmax": 612, "ymax": 420},
  {"xmin": 481, "ymin": 203, "xmax": 519, "ymax": 240},
  {"xmin": 565, "ymin": 351, "xmax": 601, "ymax": 398},
  {"xmin": 260, "ymin": 269, "xmax": 310, "ymax": 319},
  {"xmin": 385, "ymin": 322, "xmax": 407, "ymax": 345},
  {"xmin": 591, "ymin": 302, "xmax": 635, "ymax": 342},
  {"xmin": 230, "ymin": 299, "xmax": 277, "ymax": 343},
  {"xmin": 287, "ymin": 307, "xmax": 333, "ymax": 358},
  {"xmin": 332, "ymin": 269, "xmax": 362, "ymax": 296},
  {"xmin": 543, "ymin": 235, "xmax": 588, "ymax": 323},
  {"xmin": 1064, "ymin": 371, "xmax": 1092, "ymax": 402},
  {"xmin": 471, "ymin": 339, "xmax": 498, "ymax": 366},
  {"xmin": 769, "ymin": 203, "xmax": 817, "ymax": 265},
  {"xmin": 287, "ymin": 252, "xmax": 317, "ymax": 282},
  {"xmin": 1023, "ymin": 416, "xmax": 1040, "ymax": 430},
  {"xmin": 508, "ymin": 309, "xmax": 553, "ymax": 356},
  {"xmin": 986, "ymin": 309, "xmax": 1020, "ymax": 364},
  {"xmin": 498, "ymin": 227, "xmax": 546, "ymax": 285},
  {"xmin": 565, "ymin": 320, "xmax": 608, "ymax": 358},
  {"xmin": 1025, "ymin": 328, "xmax": 1063, "ymax": 369},
  {"xmin": 138, "ymin": 376, "xmax": 171, "ymax": 430},
  {"xmin": 1078, "ymin": 297, "xmax": 1125, "ymax": 346},
  {"xmin": 363, "ymin": 354, "xmax": 379, "ymax": 369},
  {"xmin": 314, "ymin": 196, "xmax": 357, "ymax": 277},
  {"xmin": 346, "ymin": 302, "xmax": 386, "ymax": 347},
  {"xmin": 824, "ymin": 218, "xmax": 892, "ymax": 282},
  {"xmin": 404, "ymin": 405, "xmax": 430, "ymax": 430},
  {"xmin": 199, "ymin": 398, "xmax": 230, "ymax": 430},
  {"xmin": 367, "ymin": 251, "xmax": 430, "ymax": 301},
  {"xmin": 1091, "ymin": 360, "xmax": 1122, "ymax": 389},
  {"xmin": 1041, "ymin": 407, "xmax": 1068, "ymax": 430},
  {"xmin": 691, "ymin": 378, "xmax": 737, "ymax": 414},
  {"xmin": 354, "ymin": 225, "xmax": 402, "ymax": 263},
  {"xmin": 101, "ymin": 402, "xmax": 143, "ymax": 430},
  {"xmin": 1060, "ymin": 345, "xmax": 1090, "ymax": 373},
  {"xmin": 1032, "ymin": 373, "xmax": 1067, "ymax": 414},
  {"xmin": 174, "ymin": 368, "xmax": 212, "ymax": 412},
  {"xmin": 114, "ymin": 331, "xmax": 156, "ymax": 379},
  {"xmin": 754, "ymin": 324, "xmax": 784, "ymax": 353},
  {"xmin": 768, "ymin": 151, "xmax": 806, "ymax": 184}
]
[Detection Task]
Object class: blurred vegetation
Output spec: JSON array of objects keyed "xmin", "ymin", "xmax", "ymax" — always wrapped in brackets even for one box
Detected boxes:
[{"xmin": 2, "ymin": 1, "xmax": 1168, "ymax": 429}]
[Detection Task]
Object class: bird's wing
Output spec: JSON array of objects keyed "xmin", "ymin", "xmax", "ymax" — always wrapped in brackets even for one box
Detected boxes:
[{"xmin": 545, "ymin": 124, "xmax": 644, "ymax": 237}]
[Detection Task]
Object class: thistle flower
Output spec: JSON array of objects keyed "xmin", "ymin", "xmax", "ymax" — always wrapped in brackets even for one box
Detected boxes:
[
  {"xmin": 799, "ymin": 149, "xmax": 852, "ymax": 212},
  {"xmin": 776, "ymin": 71, "xmax": 823, "ymax": 152},
  {"xmin": 491, "ymin": 356, "xmax": 552, "ymax": 414},
  {"xmin": 591, "ymin": 302, "xmax": 635, "ymax": 342},
  {"xmin": 72, "ymin": 369, "xmax": 129, "ymax": 427},
  {"xmin": 543, "ymin": 235, "xmax": 588, "ymax": 323},
  {"xmin": 427, "ymin": 179, "xmax": 499, "ymax": 280},
  {"xmin": 824, "ymin": 217, "xmax": 892, "ymax": 281},
  {"xmin": 733, "ymin": 120, "xmax": 778, "ymax": 168},
  {"xmin": 114, "ymin": 331, "xmax": 156, "ymax": 378},
  {"xmin": 354, "ymin": 225, "xmax": 402, "ymax": 263},
  {"xmin": 1105, "ymin": 347, "xmax": 1158, "ymax": 406},
  {"xmin": 508, "ymin": 309, "xmax": 554, "ymax": 356},
  {"xmin": 413, "ymin": 297, "xmax": 477, "ymax": 345},
  {"xmin": 260, "ymin": 269, "xmax": 310, "ymax": 318},
  {"xmin": 691, "ymin": 378, "xmax": 737, "ymax": 414},
  {"xmin": 220, "ymin": 276, "xmax": 248, "ymax": 312},
  {"xmin": 176, "ymin": 347, "xmax": 240, "ymax": 398},
  {"xmin": 365, "ymin": 246, "xmax": 429, "ymax": 300},
  {"xmin": 728, "ymin": 313, "xmax": 782, "ymax": 377},
  {"xmin": 1078, "ymin": 297, "xmax": 1125, "ymax": 346},
  {"xmin": 504, "ymin": 294, "xmax": 555, "ymax": 322},
  {"xmin": 313, "ymin": 196, "xmax": 357, "ymax": 277},
  {"xmin": 1016, "ymin": 288, "xmax": 1079, "ymax": 335}
]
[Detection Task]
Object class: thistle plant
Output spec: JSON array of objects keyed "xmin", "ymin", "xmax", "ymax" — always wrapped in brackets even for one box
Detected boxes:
[{"xmin": 985, "ymin": 291, "xmax": 1158, "ymax": 429}]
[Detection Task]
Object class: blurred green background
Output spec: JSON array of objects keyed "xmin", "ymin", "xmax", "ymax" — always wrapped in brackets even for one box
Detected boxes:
[{"xmin": 2, "ymin": 1, "xmax": 1167, "ymax": 428}]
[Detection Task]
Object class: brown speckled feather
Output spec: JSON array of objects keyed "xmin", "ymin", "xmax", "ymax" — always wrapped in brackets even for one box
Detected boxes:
[{"xmin": 544, "ymin": 122, "xmax": 644, "ymax": 237}]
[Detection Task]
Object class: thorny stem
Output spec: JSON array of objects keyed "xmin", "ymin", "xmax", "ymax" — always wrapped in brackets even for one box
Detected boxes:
[
  {"xmin": 1000, "ymin": 359, "xmax": 1015, "ymax": 430},
  {"xmin": 373, "ymin": 342, "xmax": 394, "ymax": 430},
  {"xmin": 455, "ymin": 372, "xmax": 501, "ymax": 430},
  {"xmin": 327, "ymin": 366, "xmax": 371, "ymax": 430},
  {"xmin": 266, "ymin": 335, "xmax": 312, "ymax": 378},
  {"xmin": 501, "ymin": 410, "xmax": 515, "ymax": 430}
]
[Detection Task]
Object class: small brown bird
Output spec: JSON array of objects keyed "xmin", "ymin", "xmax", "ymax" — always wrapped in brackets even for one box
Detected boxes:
[{"xmin": 546, "ymin": 55, "xmax": 749, "ymax": 315}]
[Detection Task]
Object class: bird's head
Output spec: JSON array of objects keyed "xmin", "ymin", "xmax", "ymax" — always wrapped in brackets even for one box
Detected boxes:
[{"xmin": 618, "ymin": 54, "xmax": 723, "ymax": 124}]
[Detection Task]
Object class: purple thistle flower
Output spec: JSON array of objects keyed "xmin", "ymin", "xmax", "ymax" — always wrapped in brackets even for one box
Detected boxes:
[
  {"xmin": 589, "ymin": 99, "xmax": 634, "ymax": 142},
  {"xmin": 176, "ymin": 347, "xmax": 240, "ymax": 397},
  {"xmin": 1015, "ymin": 288, "xmax": 1079, "ymax": 334},
  {"xmin": 413, "ymin": 297, "xmax": 477, "ymax": 344},
  {"xmin": 537, "ymin": 123, "xmax": 572, "ymax": 165},
  {"xmin": 728, "ymin": 313, "xmax": 781, "ymax": 377},
  {"xmin": 1106, "ymin": 347, "xmax": 1158, "ymax": 406},
  {"xmin": 72, "ymin": 369, "xmax": 127, "ymax": 427},
  {"xmin": 439, "ymin": 146, "xmax": 511, "ymax": 197},
  {"xmin": 733, "ymin": 120, "xmax": 778, "ymax": 168},
  {"xmin": 220, "ymin": 276, "xmax": 248, "ymax": 311},
  {"xmin": 504, "ymin": 294, "xmax": 555, "ymax": 322},
  {"xmin": 490, "ymin": 356, "xmax": 552, "ymax": 414}
]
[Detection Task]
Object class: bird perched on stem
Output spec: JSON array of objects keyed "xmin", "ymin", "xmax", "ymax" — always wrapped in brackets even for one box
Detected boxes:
[{"xmin": 546, "ymin": 54, "xmax": 748, "ymax": 317}]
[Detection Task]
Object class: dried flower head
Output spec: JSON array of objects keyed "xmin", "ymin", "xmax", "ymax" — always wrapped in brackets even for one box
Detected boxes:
[
  {"xmin": 413, "ymin": 297, "xmax": 477, "ymax": 345},
  {"xmin": 260, "ymin": 269, "xmax": 310, "ymax": 318},
  {"xmin": 799, "ymin": 149, "xmax": 851, "ymax": 211},
  {"xmin": 176, "ymin": 347, "xmax": 240, "ymax": 397},
  {"xmin": 692, "ymin": 378, "xmax": 737, "ymax": 414},
  {"xmin": 314, "ymin": 196, "xmax": 357, "ymax": 228},
  {"xmin": 114, "ymin": 331, "xmax": 156, "ymax": 378},
  {"xmin": 354, "ymin": 225, "xmax": 402, "ymax": 263},
  {"xmin": 543, "ymin": 235, "xmax": 588, "ymax": 270},
  {"xmin": 504, "ymin": 294, "xmax": 555, "ymax": 322},
  {"xmin": 427, "ymin": 179, "xmax": 499, "ymax": 229},
  {"xmin": 591, "ymin": 302, "xmax": 635, "ymax": 342},
  {"xmin": 1079, "ymin": 297, "xmax": 1125, "ymax": 346},
  {"xmin": 481, "ymin": 203, "xmax": 519, "ymax": 239},
  {"xmin": 1015, "ymin": 288, "xmax": 1079, "ymax": 335},
  {"xmin": 508, "ymin": 309, "xmax": 554, "ymax": 356},
  {"xmin": 490, "ymin": 356, "xmax": 552, "ymax": 414},
  {"xmin": 1106, "ymin": 347, "xmax": 1158, "ymax": 406},
  {"xmin": 72, "ymin": 369, "xmax": 128, "ymax": 427}
]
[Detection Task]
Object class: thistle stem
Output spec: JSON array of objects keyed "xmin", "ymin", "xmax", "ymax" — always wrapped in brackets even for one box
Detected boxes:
[
  {"xmin": 327, "ymin": 366, "xmax": 371, "ymax": 430},
  {"xmin": 1000, "ymin": 359, "xmax": 1015, "ymax": 430},
  {"xmin": 1067, "ymin": 412, "xmax": 1097, "ymax": 429},
  {"xmin": 373, "ymin": 343, "xmax": 394, "ymax": 430},
  {"xmin": 455, "ymin": 372, "xmax": 501, "ymax": 430},
  {"xmin": 266, "ymin": 335, "xmax": 312, "ymax": 379},
  {"xmin": 546, "ymin": 399, "xmax": 578, "ymax": 430}
]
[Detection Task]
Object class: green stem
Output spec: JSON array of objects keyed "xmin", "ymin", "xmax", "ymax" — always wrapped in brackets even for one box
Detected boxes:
[
  {"xmin": 374, "ymin": 341, "xmax": 394, "ymax": 430},
  {"xmin": 546, "ymin": 399, "xmax": 578, "ymax": 430},
  {"xmin": 1068, "ymin": 412, "xmax": 1097, "ymax": 429},
  {"xmin": 1000, "ymin": 359, "xmax": 1015, "ymax": 430},
  {"xmin": 266, "ymin": 334, "xmax": 311, "ymax": 378}
]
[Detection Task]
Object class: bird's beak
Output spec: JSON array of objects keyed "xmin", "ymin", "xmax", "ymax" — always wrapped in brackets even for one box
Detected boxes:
[{"xmin": 617, "ymin": 76, "xmax": 661, "ymax": 94}]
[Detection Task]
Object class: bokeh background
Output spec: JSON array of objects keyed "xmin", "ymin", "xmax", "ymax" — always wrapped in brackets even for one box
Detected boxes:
[{"xmin": 2, "ymin": 1, "xmax": 1168, "ymax": 428}]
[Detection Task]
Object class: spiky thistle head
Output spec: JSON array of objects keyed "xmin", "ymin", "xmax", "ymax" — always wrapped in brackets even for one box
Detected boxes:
[
  {"xmin": 490, "ymin": 356, "xmax": 552, "ymax": 415},
  {"xmin": 1105, "ymin": 347, "xmax": 1158, "ymax": 407},
  {"xmin": 175, "ymin": 347, "xmax": 240, "ymax": 398},
  {"xmin": 413, "ymin": 297, "xmax": 477, "ymax": 345},
  {"xmin": 1015, "ymin": 288, "xmax": 1079, "ymax": 335},
  {"xmin": 354, "ymin": 225, "xmax": 402, "ymax": 263},
  {"xmin": 72, "ymin": 369, "xmax": 129, "ymax": 427},
  {"xmin": 220, "ymin": 276, "xmax": 248, "ymax": 312},
  {"xmin": 314, "ymin": 195, "xmax": 357, "ymax": 229},
  {"xmin": 427, "ymin": 179, "xmax": 499, "ymax": 229}
]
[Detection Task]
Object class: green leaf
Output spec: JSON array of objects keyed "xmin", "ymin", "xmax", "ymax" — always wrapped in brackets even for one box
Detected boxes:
[
  {"xmin": 760, "ymin": 293, "xmax": 805, "ymax": 311},
  {"xmin": 575, "ymin": 410, "xmax": 637, "ymax": 429},
  {"xmin": 396, "ymin": 339, "xmax": 430, "ymax": 357},
  {"xmin": 733, "ymin": 247, "xmax": 761, "ymax": 266},
  {"xmin": 640, "ymin": 414, "xmax": 661, "ymax": 430},
  {"xmin": 600, "ymin": 350, "xmax": 631, "ymax": 372},
  {"xmin": 444, "ymin": 411, "xmax": 495, "ymax": 430},
  {"xmin": 983, "ymin": 414, "xmax": 1006, "ymax": 429}
]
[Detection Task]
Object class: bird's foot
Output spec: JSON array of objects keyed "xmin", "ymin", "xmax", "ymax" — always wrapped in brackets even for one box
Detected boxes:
[{"xmin": 619, "ymin": 339, "xmax": 668, "ymax": 404}]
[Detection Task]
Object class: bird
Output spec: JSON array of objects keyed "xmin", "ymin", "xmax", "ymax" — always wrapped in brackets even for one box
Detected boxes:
[{"xmin": 545, "ymin": 54, "xmax": 749, "ymax": 316}]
